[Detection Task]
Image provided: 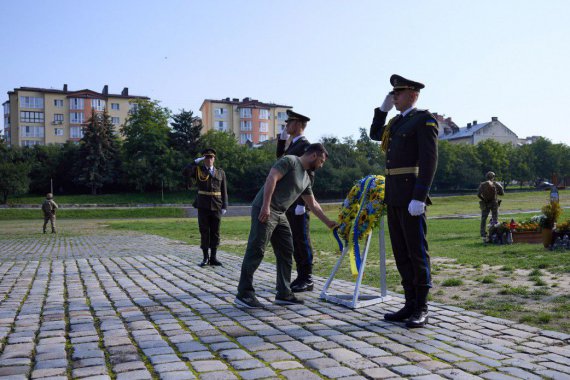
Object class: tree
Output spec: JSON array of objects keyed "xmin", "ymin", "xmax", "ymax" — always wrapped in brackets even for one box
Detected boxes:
[
  {"xmin": 170, "ymin": 109, "xmax": 202, "ymax": 156},
  {"xmin": 0, "ymin": 146, "xmax": 31, "ymax": 204},
  {"xmin": 476, "ymin": 139, "xmax": 509, "ymax": 181},
  {"xmin": 76, "ymin": 109, "xmax": 121, "ymax": 194},
  {"xmin": 121, "ymin": 99, "xmax": 174, "ymax": 192}
]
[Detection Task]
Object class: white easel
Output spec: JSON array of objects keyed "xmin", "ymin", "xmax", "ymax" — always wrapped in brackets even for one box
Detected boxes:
[{"xmin": 320, "ymin": 217, "xmax": 391, "ymax": 309}]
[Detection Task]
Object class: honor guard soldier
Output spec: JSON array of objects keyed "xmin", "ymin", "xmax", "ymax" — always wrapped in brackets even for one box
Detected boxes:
[
  {"xmin": 42, "ymin": 193, "xmax": 58, "ymax": 234},
  {"xmin": 276, "ymin": 109, "xmax": 315, "ymax": 292},
  {"xmin": 183, "ymin": 148, "xmax": 228, "ymax": 267},
  {"xmin": 478, "ymin": 171, "xmax": 504, "ymax": 238},
  {"xmin": 370, "ymin": 74, "xmax": 439, "ymax": 328}
]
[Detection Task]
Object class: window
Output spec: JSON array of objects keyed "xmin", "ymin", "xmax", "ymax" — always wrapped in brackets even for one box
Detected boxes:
[
  {"xmin": 4, "ymin": 115, "xmax": 9, "ymax": 127},
  {"xmin": 259, "ymin": 109, "xmax": 269, "ymax": 119},
  {"xmin": 70, "ymin": 112, "xmax": 84, "ymax": 124},
  {"xmin": 53, "ymin": 114, "xmax": 64, "ymax": 123},
  {"xmin": 54, "ymin": 128, "xmax": 64, "ymax": 136},
  {"xmin": 240, "ymin": 108, "xmax": 252, "ymax": 118},
  {"xmin": 259, "ymin": 122, "xmax": 268, "ymax": 132},
  {"xmin": 111, "ymin": 103, "xmax": 120, "ymax": 110},
  {"xmin": 214, "ymin": 108, "xmax": 227, "ymax": 118},
  {"xmin": 54, "ymin": 99, "xmax": 64, "ymax": 108},
  {"xmin": 129, "ymin": 103, "xmax": 139, "ymax": 113},
  {"xmin": 259, "ymin": 135, "xmax": 268, "ymax": 142},
  {"xmin": 278, "ymin": 112, "xmax": 287, "ymax": 121},
  {"xmin": 112, "ymin": 117, "xmax": 120, "ymax": 125},
  {"xmin": 4, "ymin": 103, "xmax": 10, "ymax": 114},
  {"xmin": 20, "ymin": 96, "xmax": 44, "ymax": 109},
  {"xmin": 20, "ymin": 111, "xmax": 44, "ymax": 123},
  {"xmin": 216, "ymin": 121, "xmax": 228, "ymax": 131},
  {"xmin": 21, "ymin": 125, "xmax": 45, "ymax": 138},
  {"xmin": 22, "ymin": 140, "xmax": 42, "ymax": 147},
  {"xmin": 70, "ymin": 126, "xmax": 83, "ymax": 138},
  {"xmin": 240, "ymin": 121, "xmax": 252, "ymax": 131},
  {"xmin": 91, "ymin": 99, "xmax": 106, "ymax": 111},
  {"xmin": 240, "ymin": 133, "xmax": 252, "ymax": 144},
  {"xmin": 70, "ymin": 98, "xmax": 84, "ymax": 110}
]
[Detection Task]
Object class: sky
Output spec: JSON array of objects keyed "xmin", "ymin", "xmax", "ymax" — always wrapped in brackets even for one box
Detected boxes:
[{"xmin": 2, "ymin": 0, "xmax": 570, "ymax": 145}]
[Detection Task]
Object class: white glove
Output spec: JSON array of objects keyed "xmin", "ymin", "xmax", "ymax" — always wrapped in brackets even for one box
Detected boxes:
[
  {"xmin": 294, "ymin": 205, "xmax": 306, "ymax": 215},
  {"xmin": 222, "ymin": 209, "xmax": 227, "ymax": 215},
  {"xmin": 194, "ymin": 157, "xmax": 205, "ymax": 164},
  {"xmin": 379, "ymin": 93, "xmax": 394, "ymax": 112},
  {"xmin": 280, "ymin": 128, "xmax": 289, "ymax": 141},
  {"xmin": 408, "ymin": 200, "xmax": 426, "ymax": 216}
]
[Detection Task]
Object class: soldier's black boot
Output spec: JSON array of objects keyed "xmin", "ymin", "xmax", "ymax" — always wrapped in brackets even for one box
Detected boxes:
[
  {"xmin": 209, "ymin": 248, "xmax": 222, "ymax": 266},
  {"xmin": 406, "ymin": 287, "xmax": 429, "ymax": 328},
  {"xmin": 199, "ymin": 249, "xmax": 209, "ymax": 267},
  {"xmin": 291, "ymin": 266, "xmax": 313, "ymax": 292},
  {"xmin": 384, "ymin": 287, "xmax": 416, "ymax": 322}
]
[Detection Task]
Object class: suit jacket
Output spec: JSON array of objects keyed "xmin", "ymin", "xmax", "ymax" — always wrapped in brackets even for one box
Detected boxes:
[
  {"xmin": 370, "ymin": 107, "xmax": 438, "ymax": 207},
  {"xmin": 276, "ymin": 136, "xmax": 311, "ymax": 208},
  {"xmin": 182, "ymin": 163, "xmax": 228, "ymax": 211}
]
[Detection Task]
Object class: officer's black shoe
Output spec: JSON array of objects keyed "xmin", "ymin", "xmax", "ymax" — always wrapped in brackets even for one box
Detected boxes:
[
  {"xmin": 291, "ymin": 279, "xmax": 314, "ymax": 293},
  {"xmin": 199, "ymin": 249, "xmax": 209, "ymax": 267},
  {"xmin": 384, "ymin": 301, "xmax": 416, "ymax": 322},
  {"xmin": 274, "ymin": 294, "xmax": 304, "ymax": 305},
  {"xmin": 405, "ymin": 309, "xmax": 429, "ymax": 328},
  {"xmin": 209, "ymin": 249, "xmax": 222, "ymax": 266},
  {"xmin": 235, "ymin": 295, "xmax": 264, "ymax": 308},
  {"xmin": 290, "ymin": 277, "xmax": 302, "ymax": 288}
]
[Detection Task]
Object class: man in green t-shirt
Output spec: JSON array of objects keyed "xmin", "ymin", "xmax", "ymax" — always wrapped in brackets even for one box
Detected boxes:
[{"xmin": 236, "ymin": 143, "xmax": 337, "ymax": 308}]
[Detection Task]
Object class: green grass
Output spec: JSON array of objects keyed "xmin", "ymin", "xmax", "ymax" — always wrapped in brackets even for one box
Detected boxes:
[
  {"xmin": 441, "ymin": 278, "xmax": 464, "ymax": 287},
  {"xmin": 0, "ymin": 208, "xmax": 185, "ymax": 220},
  {"xmin": 477, "ymin": 275, "xmax": 497, "ymax": 284}
]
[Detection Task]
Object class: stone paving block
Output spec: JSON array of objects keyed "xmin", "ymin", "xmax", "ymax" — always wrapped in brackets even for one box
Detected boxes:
[
  {"xmin": 182, "ymin": 351, "xmax": 215, "ymax": 361},
  {"xmin": 218, "ymin": 349, "xmax": 253, "ymax": 361},
  {"xmin": 324, "ymin": 348, "xmax": 362, "ymax": 362},
  {"xmin": 497, "ymin": 367, "xmax": 542, "ymax": 380},
  {"xmin": 254, "ymin": 349, "xmax": 294, "ymax": 362},
  {"xmin": 158, "ymin": 371, "xmax": 196, "ymax": 380},
  {"xmin": 479, "ymin": 372, "xmax": 520, "ymax": 380},
  {"xmin": 410, "ymin": 375, "xmax": 447, "ymax": 380},
  {"xmin": 0, "ymin": 366, "xmax": 30, "ymax": 376},
  {"xmin": 190, "ymin": 360, "xmax": 228, "ymax": 372},
  {"xmin": 391, "ymin": 365, "xmax": 432, "ymax": 377},
  {"xmin": 30, "ymin": 367, "xmax": 68, "ymax": 378},
  {"xmin": 115, "ymin": 369, "xmax": 153, "ymax": 380},
  {"xmin": 280, "ymin": 369, "xmax": 323, "ymax": 380},
  {"xmin": 147, "ymin": 354, "xmax": 180, "ymax": 365},
  {"xmin": 534, "ymin": 369, "xmax": 570, "ymax": 380},
  {"xmin": 319, "ymin": 366, "xmax": 358, "ymax": 378},
  {"xmin": 361, "ymin": 367, "xmax": 400, "ymax": 379},
  {"xmin": 436, "ymin": 368, "xmax": 482, "ymax": 379},
  {"xmin": 153, "ymin": 361, "xmax": 190, "ymax": 372},
  {"xmin": 113, "ymin": 361, "xmax": 148, "ymax": 373},
  {"xmin": 71, "ymin": 365, "xmax": 109, "ymax": 378},
  {"xmin": 230, "ymin": 359, "xmax": 266, "ymax": 370},
  {"xmin": 269, "ymin": 361, "xmax": 303, "ymax": 370},
  {"xmin": 238, "ymin": 367, "xmax": 277, "ymax": 380},
  {"xmin": 198, "ymin": 370, "xmax": 237, "ymax": 380}
]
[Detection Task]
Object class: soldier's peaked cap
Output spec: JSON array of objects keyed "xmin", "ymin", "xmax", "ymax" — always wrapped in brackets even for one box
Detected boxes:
[
  {"xmin": 286, "ymin": 109, "xmax": 310, "ymax": 122},
  {"xmin": 390, "ymin": 74, "xmax": 425, "ymax": 93},
  {"xmin": 201, "ymin": 148, "xmax": 216, "ymax": 156}
]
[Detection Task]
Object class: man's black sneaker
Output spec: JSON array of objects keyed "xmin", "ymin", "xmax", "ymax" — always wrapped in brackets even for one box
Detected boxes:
[
  {"xmin": 274, "ymin": 294, "xmax": 304, "ymax": 305},
  {"xmin": 234, "ymin": 295, "xmax": 264, "ymax": 308}
]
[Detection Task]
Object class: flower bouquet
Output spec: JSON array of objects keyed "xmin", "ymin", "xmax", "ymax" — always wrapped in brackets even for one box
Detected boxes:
[{"xmin": 335, "ymin": 175, "xmax": 386, "ymax": 277}]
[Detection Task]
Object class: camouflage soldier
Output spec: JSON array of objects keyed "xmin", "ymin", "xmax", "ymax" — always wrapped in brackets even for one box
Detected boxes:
[
  {"xmin": 183, "ymin": 148, "xmax": 228, "ymax": 267},
  {"xmin": 42, "ymin": 193, "xmax": 58, "ymax": 234},
  {"xmin": 478, "ymin": 171, "xmax": 504, "ymax": 238}
]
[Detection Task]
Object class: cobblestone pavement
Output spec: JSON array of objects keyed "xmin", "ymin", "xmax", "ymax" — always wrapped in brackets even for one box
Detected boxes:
[{"xmin": 0, "ymin": 235, "xmax": 569, "ymax": 379}]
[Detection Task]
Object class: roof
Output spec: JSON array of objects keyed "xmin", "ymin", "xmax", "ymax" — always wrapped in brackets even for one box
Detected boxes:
[
  {"xmin": 439, "ymin": 122, "xmax": 489, "ymax": 140},
  {"xmin": 200, "ymin": 97, "xmax": 291, "ymax": 111},
  {"xmin": 7, "ymin": 86, "xmax": 149, "ymax": 99}
]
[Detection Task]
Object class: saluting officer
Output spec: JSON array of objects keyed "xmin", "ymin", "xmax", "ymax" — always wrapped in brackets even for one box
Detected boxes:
[
  {"xmin": 276, "ymin": 110, "xmax": 315, "ymax": 292},
  {"xmin": 370, "ymin": 74, "xmax": 438, "ymax": 328},
  {"xmin": 183, "ymin": 148, "xmax": 228, "ymax": 267}
]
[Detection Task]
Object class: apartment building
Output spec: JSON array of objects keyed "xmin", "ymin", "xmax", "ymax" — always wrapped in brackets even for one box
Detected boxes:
[
  {"xmin": 200, "ymin": 97, "xmax": 292, "ymax": 144},
  {"xmin": 2, "ymin": 84, "xmax": 148, "ymax": 146}
]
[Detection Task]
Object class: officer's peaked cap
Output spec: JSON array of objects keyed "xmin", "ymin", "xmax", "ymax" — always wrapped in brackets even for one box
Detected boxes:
[
  {"xmin": 390, "ymin": 74, "xmax": 425, "ymax": 93},
  {"xmin": 286, "ymin": 109, "xmax": 310, "ymax": 122},
  {"xmin": 201, "ymin": 148, "xmax": 216, "ymax": 156}
]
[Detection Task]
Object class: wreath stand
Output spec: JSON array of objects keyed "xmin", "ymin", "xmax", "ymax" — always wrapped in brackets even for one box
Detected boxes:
[{"xmin": 320, "ymin": 217, "xmax": 391, "ymax": 309}]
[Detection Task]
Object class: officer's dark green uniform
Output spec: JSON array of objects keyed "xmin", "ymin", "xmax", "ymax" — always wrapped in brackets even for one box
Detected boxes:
[
  {"xmin": 237, "ymin": 155, "xmax": 313, "ymax": 302},
  {"xmin": 478, "ymin": 171, "xmax": 504, "ymax": 237},
  {"xmin": 42, "ymin": 193, "xmax": 58, "ymax": 234},
  {"xmin": 183, "ymin": 148, "xmax": 228, "ymax": 266},
  {"xmin": 276, "ymin": 110, "xmax": 314, "ymax": 292},
  {"xmin": 370, "ymin": 74, "xmax": 438, "ymax": 327}
]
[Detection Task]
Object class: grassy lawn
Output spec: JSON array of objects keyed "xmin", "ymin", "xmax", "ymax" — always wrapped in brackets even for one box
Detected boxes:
[{"xmin": 1, "ymin": 190, "xmax": 570, "ymax": 332}]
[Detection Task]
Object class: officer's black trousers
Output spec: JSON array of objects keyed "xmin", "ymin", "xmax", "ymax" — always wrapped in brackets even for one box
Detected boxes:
[
  {"xmin": 387, "ymin": 205, "xmax": 432, "ymax": 289},
  {"xmin": 197, "ymin": 209, "xmax": 222, "ymax": 250},
  {"xmin": 285, "ymin": 208, "xmax": 313, "ymax": 279}
]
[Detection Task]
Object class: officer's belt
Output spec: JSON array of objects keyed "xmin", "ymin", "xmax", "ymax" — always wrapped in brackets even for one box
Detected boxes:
[
  {"xmin": 198, "ymin": 191, "xmax": 222, "ymax": 196},
  {"xmin": 385, "ymin": 166, "xmax": 419, "ymax": 176}
]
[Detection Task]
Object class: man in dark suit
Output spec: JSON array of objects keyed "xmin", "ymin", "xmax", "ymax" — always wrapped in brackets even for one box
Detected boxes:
[
  {"xmin": 276, "ymin": 110, "xmax": 314, "ymax": 292},
  {"xmin": 370, "ymin": 74, "xmax": 438, "ymax": 328},
  {"xmin": 183, "ymin": 148, "xmax": 228, "ymax": 267}
]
